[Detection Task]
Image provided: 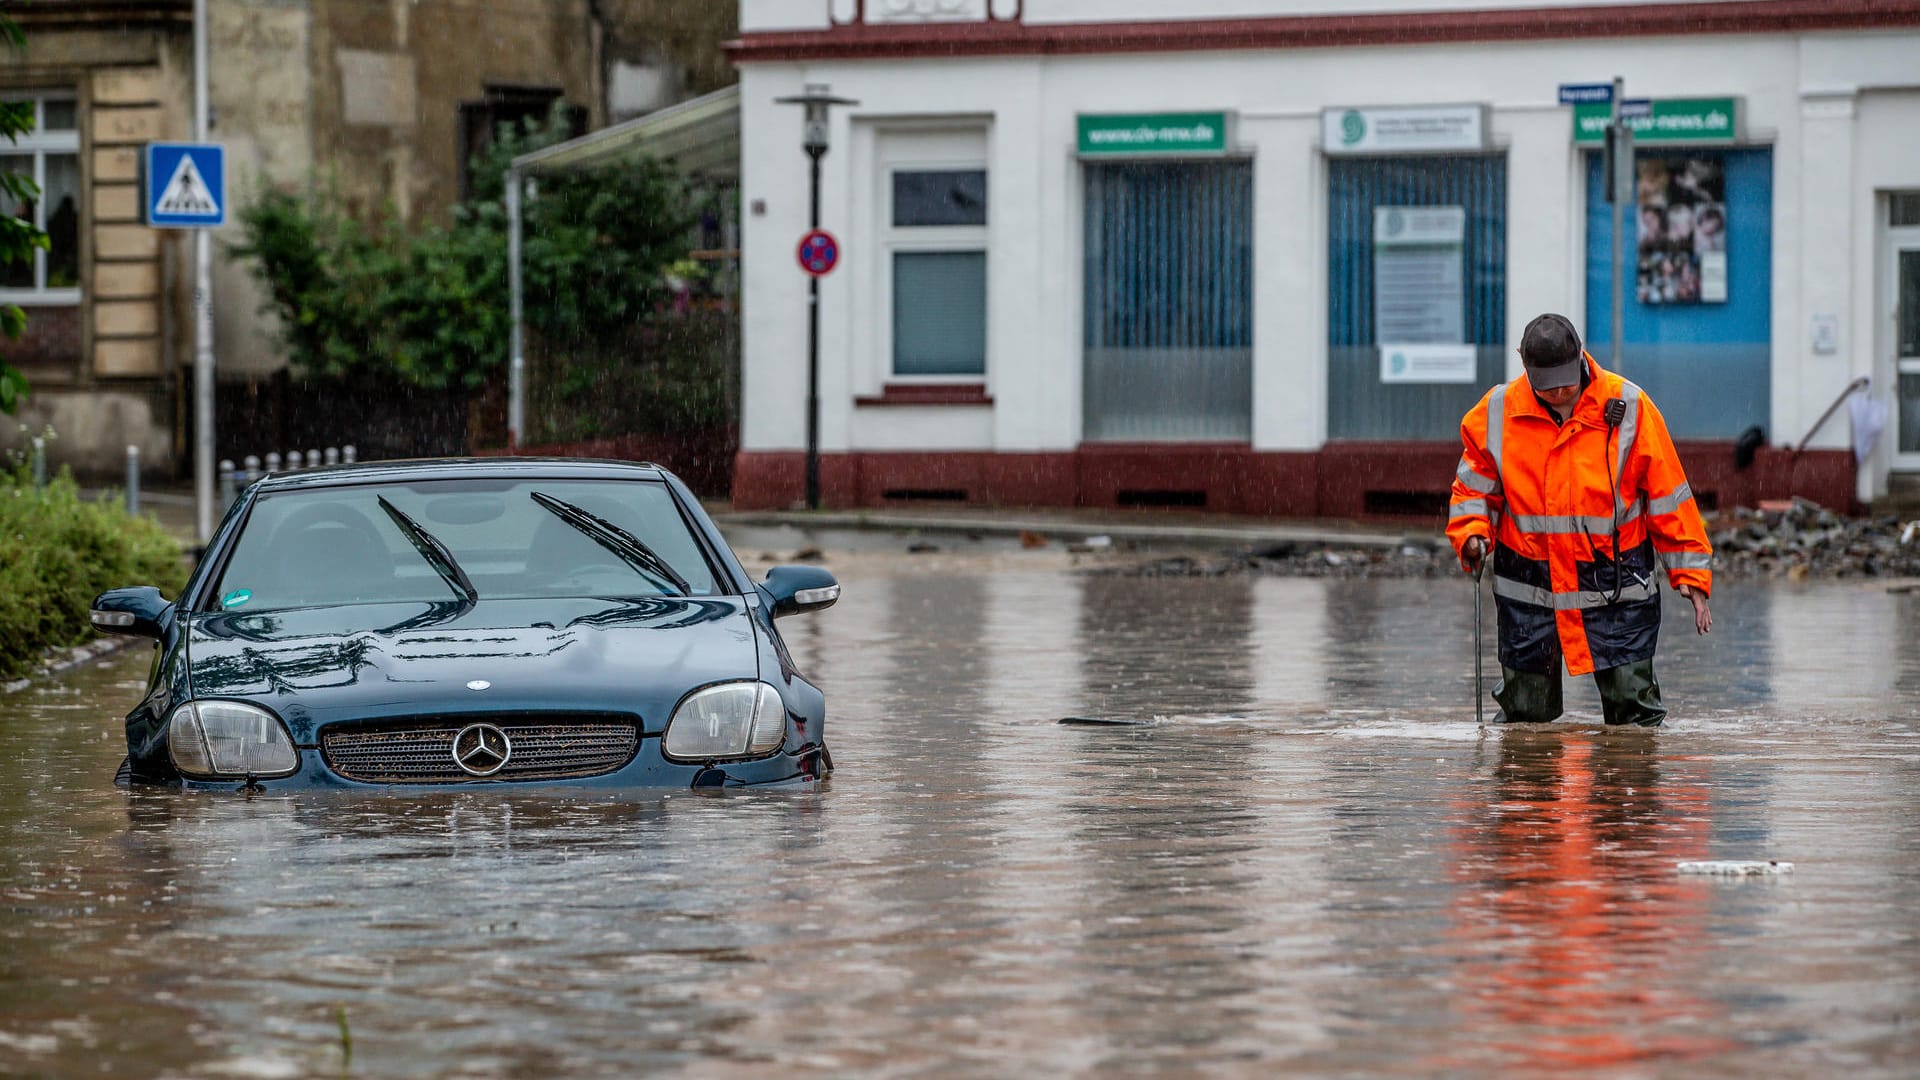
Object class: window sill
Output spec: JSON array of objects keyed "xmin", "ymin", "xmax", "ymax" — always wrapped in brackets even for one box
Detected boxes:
[{"xmin": 854, "ymin": 383, "xmax": 993, "ymax": 407}]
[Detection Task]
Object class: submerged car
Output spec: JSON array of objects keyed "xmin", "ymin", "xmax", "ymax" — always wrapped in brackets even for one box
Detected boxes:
[{"xmin": 90, "ymin": 459, "xmax": 838, "ymax": 791}]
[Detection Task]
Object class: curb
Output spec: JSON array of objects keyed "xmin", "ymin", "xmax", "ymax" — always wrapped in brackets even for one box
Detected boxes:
[
  {"xmin": 711, "ymin": 510, "xmax": 1423, "ymax": 551},
  {"xmin": 2, "ymin": 635, "xmax": 138, "ymax": 696}
]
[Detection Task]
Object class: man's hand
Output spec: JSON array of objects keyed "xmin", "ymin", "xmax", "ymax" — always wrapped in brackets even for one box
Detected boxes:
[
  {"xmin": 1676, "ymin": 583, "xmax": 1712, "ymax": 635},
  {"xmin": 1461, "ymin": 536, "xmax": 1489, "ymax": 575}
]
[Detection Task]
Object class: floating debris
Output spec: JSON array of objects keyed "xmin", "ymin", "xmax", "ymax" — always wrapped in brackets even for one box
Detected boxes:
[
  {"xmin": 1677, "ymin": 860, "xmax": 1794, "ymax": 876},
  {"xmin": 1058, "ymin": 715, "xmax": 1151, "ymax": 727}
]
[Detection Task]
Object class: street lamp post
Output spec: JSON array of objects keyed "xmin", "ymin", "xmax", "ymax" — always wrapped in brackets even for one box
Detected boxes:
[{"xmin": 776, "ymin": 85, "xmax": 857, "ymax": 510}]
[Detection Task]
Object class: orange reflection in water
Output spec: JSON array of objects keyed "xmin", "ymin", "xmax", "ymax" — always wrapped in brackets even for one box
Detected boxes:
[{"xmin": 1440, "ymin": 731, "xmax": 1734, "ymax": 1073}]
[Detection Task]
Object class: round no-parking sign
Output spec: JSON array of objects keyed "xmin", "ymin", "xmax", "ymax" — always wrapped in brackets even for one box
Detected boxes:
[{"xmin": 797, "ymin": 229, "xmax": 839, "ymax": 277}]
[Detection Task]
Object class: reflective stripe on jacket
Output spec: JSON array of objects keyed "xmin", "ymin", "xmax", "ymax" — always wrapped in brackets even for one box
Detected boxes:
[{"xmin": 1447, "ymin": 352, "xmax": 1713, "ymax": 677}]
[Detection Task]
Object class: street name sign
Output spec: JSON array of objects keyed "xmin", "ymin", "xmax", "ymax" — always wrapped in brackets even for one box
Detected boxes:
[
  {"xmin": 1558, "ymin": 83, "xmax": 1614, "ymax": 106},
  {"xmin": 146, "ymin": 143, "xmax": 226, "ymax": 228}
]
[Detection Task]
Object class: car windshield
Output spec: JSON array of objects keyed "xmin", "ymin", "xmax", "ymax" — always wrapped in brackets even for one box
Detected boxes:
[{"xmin": 208, "ymin": 477, "xmax": 722, "ymax": 612}]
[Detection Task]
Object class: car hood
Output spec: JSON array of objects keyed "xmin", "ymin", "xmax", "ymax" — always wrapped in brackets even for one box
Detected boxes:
[{"xmin": 186, "ymin": 596, "xmax": 760, "ymax": 741}]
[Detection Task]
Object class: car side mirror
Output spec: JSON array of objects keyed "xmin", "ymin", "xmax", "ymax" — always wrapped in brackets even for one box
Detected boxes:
[
  {"xmin": 762, "ymin": 565, "xmax": 839, "ymax": 618},
  {"xmin": 90, "ymin": 586, "xmax": 172, "ymax": 639}
]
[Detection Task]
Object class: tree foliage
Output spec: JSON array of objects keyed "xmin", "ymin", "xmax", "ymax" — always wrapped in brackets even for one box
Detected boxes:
[
  {"xmin": 233, "ymin": 108, "xmax": 703, "ymax": 397},
  {"xmin": 0, "ymin": 9, "xmax": 46, "ymax": 415}
]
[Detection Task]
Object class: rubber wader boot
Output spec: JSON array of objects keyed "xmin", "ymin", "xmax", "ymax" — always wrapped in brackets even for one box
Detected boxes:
[
  {"xmin": 1493, "ymin": 667, "xmax": 1563, "ymax": 723},
  {"xmin": 1594, "ymin": 659, "xmax": 1665, "ymax": 727}
]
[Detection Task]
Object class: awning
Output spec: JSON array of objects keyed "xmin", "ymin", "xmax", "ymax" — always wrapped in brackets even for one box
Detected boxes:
[{"xmin": 511, "ymin": 83, "xmax": 740, "ymax": 180}]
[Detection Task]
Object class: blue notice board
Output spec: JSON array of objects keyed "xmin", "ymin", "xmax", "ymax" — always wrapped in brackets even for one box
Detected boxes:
[{"xmin": 145, "ymin": 143, "xmax": 226, "ymax": 228}]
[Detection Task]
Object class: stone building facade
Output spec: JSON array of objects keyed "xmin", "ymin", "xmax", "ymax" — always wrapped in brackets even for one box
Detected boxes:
[{"xmin": 0, "ymin": 0, "xmax": 732, "ymax": 478}]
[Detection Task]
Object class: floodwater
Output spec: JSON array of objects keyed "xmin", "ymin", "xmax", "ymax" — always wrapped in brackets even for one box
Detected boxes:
[{"xmin": 2, "ymin": 542, "xmax": 1917, "ymax": 1078}]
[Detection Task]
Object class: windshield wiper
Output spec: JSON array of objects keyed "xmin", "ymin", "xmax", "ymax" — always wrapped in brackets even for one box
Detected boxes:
[
  {"xmin": 376, "ymin": 495, "xmax": 479, "ymax": 604},
  {"xmin": 529, "ymin": 491, "xmax": 691, "ymax": 596}
]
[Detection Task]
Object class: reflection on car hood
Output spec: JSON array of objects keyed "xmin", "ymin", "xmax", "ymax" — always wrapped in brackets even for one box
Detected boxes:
[{"xmin": 186, "ymin": 596, "xmax": 758, "ymax": 740}]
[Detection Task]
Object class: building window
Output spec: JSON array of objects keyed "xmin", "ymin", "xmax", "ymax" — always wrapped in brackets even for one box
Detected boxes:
[
  {"xmin": 1326, "ymin": 154, "xmax": 1506, "ymax": 441},
  {"xmin": 888, "ymin": 167, "xmax": 987, "ymax": 377},
  {"xmin": 0, "ymin": 92, "xmax": 80, "ymax": 304},
  {"xmin": 457, "ymin": 85, "xmax": 583, "ymax": 201}
]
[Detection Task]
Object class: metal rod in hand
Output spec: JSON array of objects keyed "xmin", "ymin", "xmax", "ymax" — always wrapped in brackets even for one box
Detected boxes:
[{"xmin": 1473, "ymin": 558, "xmax": 1486, "ymax": 726}]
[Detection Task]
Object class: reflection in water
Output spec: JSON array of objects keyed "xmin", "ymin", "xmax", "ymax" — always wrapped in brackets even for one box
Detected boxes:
[
  {"xmin": 1442, "ymin": 731, "xmax": 1728, "ymax": 1071},
  {"xmin": 1, "ymin": 566, "xmax": 1917, "ymax": 1076}
]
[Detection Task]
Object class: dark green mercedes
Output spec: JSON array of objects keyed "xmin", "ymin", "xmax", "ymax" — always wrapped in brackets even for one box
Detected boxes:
[{"xmin": 89, "ymin": 459, "xmax": 839, "ymax": 791}]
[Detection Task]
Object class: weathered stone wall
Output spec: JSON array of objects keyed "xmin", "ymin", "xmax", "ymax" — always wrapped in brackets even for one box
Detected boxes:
[
  {"xmin": 0, "ymin": 8, "xmax": 192, "ymax": 477},
  {"xmin": 306, "ymin": 0, "xmax": 600, "ymax": 224},
  {"xmin": 598, "ymin": 0, "xmax": 738, "ymax": 122}
]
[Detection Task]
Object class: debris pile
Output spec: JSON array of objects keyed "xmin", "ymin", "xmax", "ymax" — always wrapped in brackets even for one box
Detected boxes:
[
  {"xmin": 1096, "ymin": 539, "xmax": 1450, "ymax": 579},
  {"xmin": 1709, "ymin": 500, "xmax": 1920, "ymax": 580},
  {"xmin": 1098, "ymin": 500, "xmax": 1920, "ymax": 582}
]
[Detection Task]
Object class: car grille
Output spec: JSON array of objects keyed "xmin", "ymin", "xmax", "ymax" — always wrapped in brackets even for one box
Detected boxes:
[{"xmin": 320, "ymin": 714, "xmax": 641, "ymax": 783}]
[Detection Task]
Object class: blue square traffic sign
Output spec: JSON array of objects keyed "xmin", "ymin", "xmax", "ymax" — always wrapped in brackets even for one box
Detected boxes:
[{"xmin": 145, "ymin": 143, "xmax": 226, "ymax": 228}]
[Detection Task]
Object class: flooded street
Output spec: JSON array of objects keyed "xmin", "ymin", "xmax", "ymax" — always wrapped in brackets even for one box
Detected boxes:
[{"xmin": 3, "ymin": 542, "xmax": 1918, "ymax": 1077}]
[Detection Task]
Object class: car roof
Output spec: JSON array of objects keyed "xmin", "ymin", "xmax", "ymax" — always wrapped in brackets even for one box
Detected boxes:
[{"xmin": 248, "ymin": 457, "xmax": 671, "ymax": 494}]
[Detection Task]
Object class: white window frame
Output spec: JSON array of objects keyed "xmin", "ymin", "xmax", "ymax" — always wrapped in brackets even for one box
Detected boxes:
[
  {"xmin": 1889, "ymin": 200, "xmax": 1920, "ymax": 470},
  {"xmin": 0, "ymin": 91, "xmax": 82, "ymax": 306},
  {"xmin": 876, "ymin": 128, "xmax": 989, "ymax": 384}
]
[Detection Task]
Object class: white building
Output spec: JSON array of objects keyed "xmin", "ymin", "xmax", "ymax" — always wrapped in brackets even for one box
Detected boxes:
[{"xmin": 730, "ymin": 0, "xmax": 1920, "ymax": 517}]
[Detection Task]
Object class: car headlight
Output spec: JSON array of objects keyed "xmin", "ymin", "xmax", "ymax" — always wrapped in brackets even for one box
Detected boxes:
[
  {"xmin": 663, "ymin": 682, "xmax": 786, "ymax": 761},
  {"xmin": 167, "ymin": 701, "xmax": 299, "ymax": 779}
]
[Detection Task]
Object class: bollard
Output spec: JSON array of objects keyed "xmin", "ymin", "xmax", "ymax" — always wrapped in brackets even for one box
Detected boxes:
[
  {"xmin": 126, "ymin": 445, "xmax": 141, "ymax": 516},
  {"xmin": 265, "ymin": 451, "xmax": 282, "ymax": 474},
  {"xmin": 30, "ymin": 436, "xmax": 45, "ymax": 490},
  {"xmin": 242, "ymin": 454, "xmax": 260, "ymax": 488},
  {"xmin": 307, "ymin": 448, "xmax": 320, "ymax": 471},
  {"xmin": 343, "ymin": 444, "xmax": 357, "ymax": 464},
  {"xmin": 323, "ymin": 446, "xmax": 339, "ymax": 466},
  {"xmin": 288, "ymin": 450, "xmax": 304, "ymax": 470},
  {"xmin": 218, "ymin": 459, "xmax": 235, "ymax": 509}
]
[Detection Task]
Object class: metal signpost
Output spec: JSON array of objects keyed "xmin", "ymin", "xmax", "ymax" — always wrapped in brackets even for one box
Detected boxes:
[
  {"xmin": 148, "ymin": 0, "xmax": 223, "ymax": 542},
  {"xmin": 1560, "ymin": 79, "xmax": 1633, "ymax": 370},
  {"xmin": 776, "ymin": 85, "xmax": 857, "ymax": 511}
]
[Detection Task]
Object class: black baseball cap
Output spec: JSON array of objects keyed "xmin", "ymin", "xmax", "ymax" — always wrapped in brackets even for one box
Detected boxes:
[{"xmin": 1520, "ymin": 313, "xmax": 1585, "ymax": 390}]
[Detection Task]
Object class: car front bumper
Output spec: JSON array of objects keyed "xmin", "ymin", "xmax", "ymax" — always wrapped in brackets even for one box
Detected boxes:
[{"xmin": 161, "ymin": 739, "xmax": 829, "ymax": 793}]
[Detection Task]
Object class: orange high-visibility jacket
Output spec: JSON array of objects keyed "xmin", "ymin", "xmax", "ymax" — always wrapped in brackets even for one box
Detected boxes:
[{"xmin": 1447, "ymin": 353, "xmax": 1712, "ymax": 676}]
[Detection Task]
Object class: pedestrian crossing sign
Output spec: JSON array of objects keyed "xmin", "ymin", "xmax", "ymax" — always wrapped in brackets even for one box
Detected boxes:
[{"xmin": 145, "ymin": 143, "xmax": 226, "ymax": 227}]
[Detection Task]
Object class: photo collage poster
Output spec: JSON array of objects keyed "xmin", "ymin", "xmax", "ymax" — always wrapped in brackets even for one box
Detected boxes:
[{"xmin": 1635, "ymin": 157, "xmax": 1728, "ymax": 305}]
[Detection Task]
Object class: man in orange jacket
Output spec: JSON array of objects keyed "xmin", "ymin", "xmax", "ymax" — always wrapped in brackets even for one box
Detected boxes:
[{"xmin": 1448, "ymin": 313, "xmax": 1713, "ymax": 726}]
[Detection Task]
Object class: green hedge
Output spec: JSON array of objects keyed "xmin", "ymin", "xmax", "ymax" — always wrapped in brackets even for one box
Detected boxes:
[{"xmin": 0, "ymin": 469, "xmax": 189, "ymax": 682}]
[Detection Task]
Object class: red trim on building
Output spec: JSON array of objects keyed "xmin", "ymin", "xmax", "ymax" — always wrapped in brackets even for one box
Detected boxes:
[
  {"xmin": 728, "ymin": 1, "xmax": 1920, "ymax": 62},
  {"xmin": 853, "ymin": 382, "xmax": 995, "ymax": 406},
  {"xmin": 732, "ymin": 443, "xmax": 1859, "ymax": 521}
]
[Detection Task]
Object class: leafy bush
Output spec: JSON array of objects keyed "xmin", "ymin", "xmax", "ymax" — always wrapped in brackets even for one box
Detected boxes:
[
  {"xmin": 0, "ymin": 466, "xmax": 189, "ymax": 681},
  {"xmin": 233, "ymin": 107, "xmax": 705, "ymax": 404}
]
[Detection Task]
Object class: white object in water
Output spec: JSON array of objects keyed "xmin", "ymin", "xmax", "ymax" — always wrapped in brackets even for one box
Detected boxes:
[{"xmin": 1677, "ymin": 860, "xmax": 1793, "ymax": 876}]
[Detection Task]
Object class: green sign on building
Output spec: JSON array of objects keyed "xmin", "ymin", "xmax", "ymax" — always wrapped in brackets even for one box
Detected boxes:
[
  {"xmin": 1078, "ymin": 112, "xmax": 1230, "ymax": 156},
  {"xmin": 1572, "ymin": 98, "xmax": 1740, "ymax": 145}
]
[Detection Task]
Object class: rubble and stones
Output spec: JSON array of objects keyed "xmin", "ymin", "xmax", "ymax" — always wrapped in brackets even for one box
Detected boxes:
[
  {"xmin": 1709, "ymin": 500, "xmax": 1920, "ymax": 580},
  {"xmin": 1095, "ymin": 500, "xmax": 1920, "ymax": 581}
]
